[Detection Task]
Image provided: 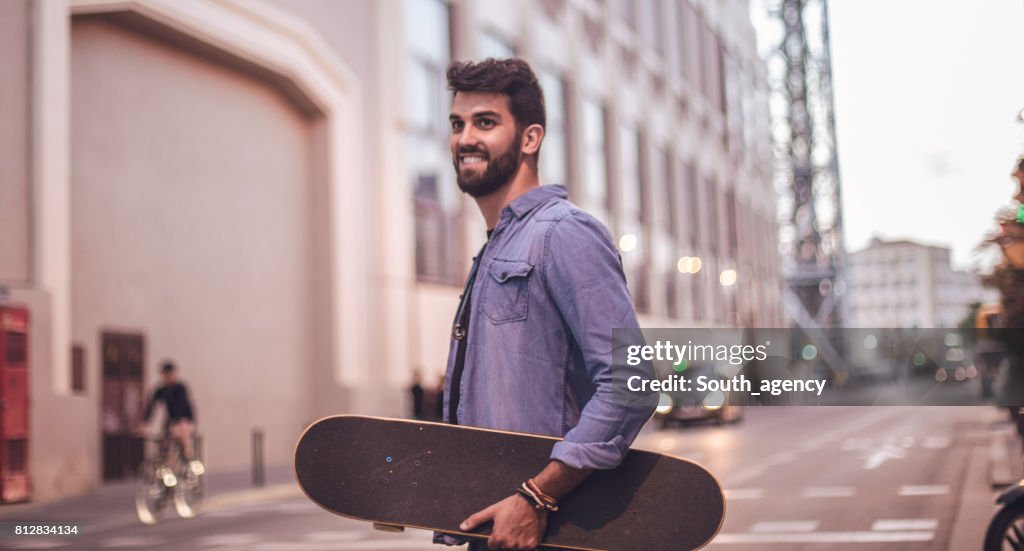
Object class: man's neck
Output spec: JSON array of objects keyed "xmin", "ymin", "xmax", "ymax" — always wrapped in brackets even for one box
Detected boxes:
[{"xmin": 475, "ymin": 165, "xmax": 540, "ymax": 230}]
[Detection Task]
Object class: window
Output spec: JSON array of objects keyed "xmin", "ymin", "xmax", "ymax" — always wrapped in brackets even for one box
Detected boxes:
[
  {"xmin": 638, "ymin": 0, "xmax": 664, "ymax": 57},
  {"xmin": 611, "ymin": 0, "xmax": 637, "ymax": 31},
  {"xmin": 405, "ymin": 0, "xmax": 461, "ymax": 283},
  {"xmin": 478, "ymin": 30, "xmax": 515, "ymax": 58},
  {"xmin": 537, "ymin": 71, "xmax": 570, "ymax": 188},
  {"xmin": 678, "ymin": 1, "xmax": 702, "ymax": 87},
  {"xmin": 618, "ymin": 124, "xmax": 646, "ymax": 313}
]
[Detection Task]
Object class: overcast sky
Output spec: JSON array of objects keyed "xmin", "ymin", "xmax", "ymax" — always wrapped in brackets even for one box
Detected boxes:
[{"xmin": 756, "ymin": 0, "xmax": 1024, "ymax": 271}]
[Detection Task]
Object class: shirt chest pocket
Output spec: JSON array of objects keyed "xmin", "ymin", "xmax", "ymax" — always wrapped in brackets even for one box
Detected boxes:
[{"xmin": 480, "ymin": 259, "xmax": 534, "ymax": 324}]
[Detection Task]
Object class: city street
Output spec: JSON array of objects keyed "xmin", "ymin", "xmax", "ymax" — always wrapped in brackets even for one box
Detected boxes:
[{"xmin": 2, "ymin": 404, "xmax": 1007, "ymax": 550}]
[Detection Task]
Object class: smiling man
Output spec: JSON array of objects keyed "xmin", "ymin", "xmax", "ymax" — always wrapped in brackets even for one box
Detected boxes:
[{"xmin": 437, "ymin": 58, "xmax": 655, "ymax": 551}]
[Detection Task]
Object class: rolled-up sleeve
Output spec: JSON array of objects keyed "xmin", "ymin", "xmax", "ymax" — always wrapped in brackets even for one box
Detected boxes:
[{"xmin": 544, "ymin": 211, "xmax": 656, "ymax": 470}]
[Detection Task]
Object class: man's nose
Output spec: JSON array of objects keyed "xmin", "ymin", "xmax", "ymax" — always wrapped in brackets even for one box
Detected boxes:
[{"xmin": 456, "ymin": 126, "xmax": 480, "ymax": 149}]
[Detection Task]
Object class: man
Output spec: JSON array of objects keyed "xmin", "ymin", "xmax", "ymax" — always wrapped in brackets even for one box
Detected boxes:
[
  {"xmin": 142, "ymin": 361, "xmax": 203, "ymax": 473},
  {"xmin": 439, "ymin": 58, "xmax": 655, "ymax": 550}
]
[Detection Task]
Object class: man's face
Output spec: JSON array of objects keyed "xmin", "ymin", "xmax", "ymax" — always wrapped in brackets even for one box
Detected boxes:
[
  {"xmin": 449, "ymin": 91, "xmax": 522, "ymax": 198},
  {"xmin": 162, "ymin": 371, "xmax": 176, "ymax": 385}
]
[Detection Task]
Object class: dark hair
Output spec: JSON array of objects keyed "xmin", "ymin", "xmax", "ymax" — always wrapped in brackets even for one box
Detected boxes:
[
  {"xmin": 161, "ymin": 361, "xmax": 176, "ymax": 374},
  {"xmin": 446, "ymin": 58, "xmax": 546, "ymax": 133}
]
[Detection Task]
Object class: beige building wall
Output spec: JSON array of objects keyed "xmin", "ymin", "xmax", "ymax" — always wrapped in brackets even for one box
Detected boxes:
[
  {"xmin": 0, "ymin": 0, "xmax": 31, "ymax": 284},
  {"xmin": 69, "ymin": 17, "xmax": 324, "ymax": 471}
]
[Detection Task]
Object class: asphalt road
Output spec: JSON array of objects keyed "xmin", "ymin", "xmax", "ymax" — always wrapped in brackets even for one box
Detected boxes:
[{"xmin": 3, "ymin": 404, "xmax": 1001, "ymax": 550}]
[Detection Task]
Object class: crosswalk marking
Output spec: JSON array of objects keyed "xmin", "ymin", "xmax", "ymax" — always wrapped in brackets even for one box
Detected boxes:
[
  {"xmin": 898, "ymin": 485, "xmax": 948, "ymax": 496},
  {"xmin": 198, "ymin": 533, "xmax": 261, "ymax": 547},
  {"xmin": 724, "ymin": 488, "xmax": 764, "ymax": 500},
  {"xmin": 802, "ymin": 486, "xmax": 856, "ymax": 498},
  {"xmin": 751, "ymin": 521, "xmax": 819, "ymax": 533},
  {"xmin": 712, "ymin": 530, "xmax": 935, "ymax": 544},
  {"xmin": 252, "ymin": 539, "xmax": 441, "ymax": 550},
  {"xmin": 872, "ymin": 519, "xmax": 938, "ymax": 531}
]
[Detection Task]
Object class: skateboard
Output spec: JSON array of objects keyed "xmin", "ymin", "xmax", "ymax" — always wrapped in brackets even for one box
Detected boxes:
[{"xmin": 294, "ymin": 415, "xmax": 724, "ymax": 550}]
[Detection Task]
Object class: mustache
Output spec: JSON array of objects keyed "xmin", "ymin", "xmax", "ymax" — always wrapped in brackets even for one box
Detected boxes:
[{"xmin": 456, "ymin": 147, "xmax": 489, "ymax": 158}]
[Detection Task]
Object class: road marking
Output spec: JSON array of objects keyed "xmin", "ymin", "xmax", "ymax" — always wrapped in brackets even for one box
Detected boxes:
[
  {"xmin": 10, "ymin": 541, "xmax": 70, "ymax": 550},
  {"xmin": 898, "ymin": 485, "xmax": 948, "ymax": 496},
  {"xmin": 923, "ymin": 436, "xmax": 951, "ymax": 449},
  {"xmin": 751, "ymin": 521, "xmax": 819, "ymax": 533},
  {"xmin": 252, "ymin": 539, "xmax": 441, "ymax": 550},
  {"xmin": 724, "ymin": 488, "xmax": 764, "ymax": 500},
  {"xmin": 802, "ymin": 486, "xmax": 856, "ymax": 498},
  {"xmin": 872, "ymin": 519, "xmax": 939, "ymax": 531},
  {"xmin": 863, "ymin": 444, "xmax": 907, "ymax": 469},
  {"xmin": 101, "ymin": 537, "xmax": 168, "ymax": 548},
  {"xmin": 304, "ymin": 531, "xmax": 365, "ymax": 542},
  {"xmin": 198, "ymin": 533, "xmax": 262, "ymax": 547},
  {"xmin": 712, "ymin": 530, "xmax": 934, "ymax": 544}
]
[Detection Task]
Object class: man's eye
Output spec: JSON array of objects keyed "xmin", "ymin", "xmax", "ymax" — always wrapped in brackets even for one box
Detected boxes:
[
  {"xmin": 451, "ymin": 120, "xmax": 464, "ymax": 131},
  {"xmin": 478, "ymin": 119, "xmax": 495, "ymax": 129}
]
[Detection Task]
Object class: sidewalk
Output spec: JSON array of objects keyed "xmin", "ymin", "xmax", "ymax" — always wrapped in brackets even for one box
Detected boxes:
[
  {"xmin": 0, "ymin": 464, "xmax": 301, "ymax": 533},
  {"xmin": 948, "ymin": 407, "xmax": 1018, "ymax": 550}
]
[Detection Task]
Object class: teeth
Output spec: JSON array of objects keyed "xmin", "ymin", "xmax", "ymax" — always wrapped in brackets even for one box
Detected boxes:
[{"xmin": 462, "ymin": 156, "xmax": 484, "ymax": 165}]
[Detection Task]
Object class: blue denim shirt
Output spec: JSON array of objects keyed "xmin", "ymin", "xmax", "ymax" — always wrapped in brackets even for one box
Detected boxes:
[{"xmin": 443, "ymin": 185, "xmax": 656, "ymax": 470}]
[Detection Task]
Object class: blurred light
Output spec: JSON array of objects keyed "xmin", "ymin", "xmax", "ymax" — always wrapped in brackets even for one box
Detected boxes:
[
  {"xmin": 801, "ymin": 344, "xmax": 818, "ymax": 361},
  {"xmin": 935, "ymin": 369, "xmax": 947, "ymax": 383},
  {"xmin": 954, "ymin": 367, "xmax": 966, "ymax": 381},
  {"xmin": 657, "ymin": 437, "xmax": 676, "ymax": 452},
  {"xmin": 655, "ymin": 393, "xmax": 673, "ymax": 415},
  {"xmin": 677, "ymin": 256, "xmax": 703, "ymax": 274},
  {"xmin": 945, "ymin": 348, "xmax": 964, "ymax": 362},
  {"xmin": 702, "ymin": 391, "xmax": 725, "ymax": 410},
  {"xmin": 619, "ymin": 233, "xmax": 637, "ymax": 252},
  {"xmin": 719, "ymin": 269, "xmax": 738, "ymax": 287},
  {"xmin": 944, "ymin": 333, "xmax": 963, "ymax": 347},
  {"xmin": 966, "ymin": 365, "xmax": 978, "ymax": 379},
  {"xmin": 863, "ymin": 334, "xmax": 878, "ymax": 350},
  {"xmin": 913, "ymin": 353, "xmax": 927, "ymax": 367},
  {"xmin": 673, "ymin": 359, "xmax": 688, "ymax": 372}
]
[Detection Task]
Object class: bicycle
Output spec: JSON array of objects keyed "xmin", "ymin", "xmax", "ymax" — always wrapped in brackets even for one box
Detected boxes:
[{"xmin": 135, "ymin": 434, "xmax": 206, "ymax": 524}]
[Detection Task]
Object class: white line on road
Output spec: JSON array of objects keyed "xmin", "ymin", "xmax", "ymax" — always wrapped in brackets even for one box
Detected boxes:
[
  {"xmin": 304, "ymin": 531, "xmax": 365, "ymax": 542},
  {"xmin": 252, "ymin": 539, "xmax": 441, "ymax": 550},
  {"xmin": 923, "ymin": 436, "xmax": 952, "ymax": 449},
  {"xmin": 101, "ymin": 536, "xmax": 168, "ymax": 548},
  {"xmin": 898, "ymin": 485, "xmax": 949, "ymax": 496},
  {"xmin": 197, "ymin": 533, "xmax": 262, "ymax": 547},
  {"xmin": 9, "ymin": 540, "xmax": 70, "ymax": 550},
  {"xmin": 872, "ymin": 519, "xmax": 939, "ymax": 531},
  {"xmin": 724, "ymin": 488, "xmax": 764, "ymax": 500},
  {"xmin": 712, "ymin": 530, "xmax": 934, "ymax": 544},
  {"xmin": 802, "ymin": 486, "xmax": 856, "ymax": 498},
  {"xmin": 750, "ymin": 521, "xmax": 819, "ymax": 533}
]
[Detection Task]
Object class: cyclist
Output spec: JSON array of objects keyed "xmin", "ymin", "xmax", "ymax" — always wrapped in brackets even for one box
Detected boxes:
[{"xmin": 142, "ymin": 361, "xmax": 204, "ymax": 475}]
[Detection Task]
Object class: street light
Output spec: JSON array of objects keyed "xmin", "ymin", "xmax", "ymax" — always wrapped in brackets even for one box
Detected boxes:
[
  {"xmin": 719, "ymin": 269, "xmax": 737, "ymax": 287},
  {"xmin": 677, "ymin": 256, "xmax": 702, "ymax": 274},
  {"xmin": 618, "ymin": 233, "xmax": 637, "ymax": 253}
]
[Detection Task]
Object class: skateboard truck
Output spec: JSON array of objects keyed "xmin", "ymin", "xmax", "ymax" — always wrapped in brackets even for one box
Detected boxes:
[{"xmin": 372, "ymin": 522, "xmax": 405, "ymax": 533}]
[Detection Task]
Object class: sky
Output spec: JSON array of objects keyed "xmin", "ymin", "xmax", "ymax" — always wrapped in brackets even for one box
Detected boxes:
[{"xmin": 756, "ymin": 0, "xmax": 1024, "ymax": 270}]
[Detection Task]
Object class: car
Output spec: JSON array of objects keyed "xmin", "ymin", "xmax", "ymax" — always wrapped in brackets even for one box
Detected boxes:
[{"xmin": 654, "ymin": 363, "xmax": 745, "ymax": 428}]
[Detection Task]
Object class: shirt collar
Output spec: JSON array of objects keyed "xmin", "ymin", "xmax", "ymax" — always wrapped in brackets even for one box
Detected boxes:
[{"xmin": 506, "ymin": 185, "xmax": 568, "ymax": 219}]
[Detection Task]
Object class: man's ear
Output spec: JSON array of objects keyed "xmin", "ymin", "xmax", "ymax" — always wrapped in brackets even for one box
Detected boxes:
[{"xmin": 520, "ymin": 124, "xmax": 545, "ymax": 156}]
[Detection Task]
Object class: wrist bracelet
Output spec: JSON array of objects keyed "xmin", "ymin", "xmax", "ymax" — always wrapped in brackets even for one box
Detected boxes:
[{"xmin": 517, "ymin": 482, "xmax": 559, "ymax": 512}]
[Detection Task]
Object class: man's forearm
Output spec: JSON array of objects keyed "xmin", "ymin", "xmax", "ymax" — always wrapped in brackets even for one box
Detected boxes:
[{"xmin": 531, "ymin": 459, "xmax": 592, "ymax": 500}]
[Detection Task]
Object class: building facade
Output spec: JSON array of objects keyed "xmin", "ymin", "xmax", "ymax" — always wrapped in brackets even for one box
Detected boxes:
[
  {"xmin": 847, "ymin": 238, "xmax": 997, "ymax": 328},
  {"xmin": 0, "ymin": 0, "xmax": 781, "ymax": 502}
]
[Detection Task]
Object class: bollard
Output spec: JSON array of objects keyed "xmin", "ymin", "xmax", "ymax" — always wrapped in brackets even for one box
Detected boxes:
[
  {"xmin": 252, "ymin": 428, "xmax": 265, "ymax": 487},
  {"xmin": 193, "ymin": 433, "xmax": 203, "ymax": 462}
]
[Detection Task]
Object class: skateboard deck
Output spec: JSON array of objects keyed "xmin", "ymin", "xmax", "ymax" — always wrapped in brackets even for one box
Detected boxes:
[{"xmin": 294, "ymin": 415, "xmax": 724, "ymax": 551}]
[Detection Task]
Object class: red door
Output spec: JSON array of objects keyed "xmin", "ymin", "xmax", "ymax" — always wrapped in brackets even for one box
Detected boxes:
[{"xmin": 0, "ymin": 307, "xmax": 30, "ymax": 503}]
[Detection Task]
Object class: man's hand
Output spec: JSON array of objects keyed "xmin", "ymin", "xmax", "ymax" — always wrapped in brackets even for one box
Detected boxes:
[{"xmin": 460, "ymin": 494, "xmax": 547, "ymax": 550}]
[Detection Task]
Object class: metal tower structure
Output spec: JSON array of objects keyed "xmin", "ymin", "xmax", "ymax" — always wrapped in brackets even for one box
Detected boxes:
[{"xmin": 763, "ymin": 0, "xmax": 847, "ymax": 369}]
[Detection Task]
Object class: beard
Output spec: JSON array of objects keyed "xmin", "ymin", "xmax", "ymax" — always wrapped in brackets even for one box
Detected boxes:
[{"xmin": 454, "ymin": 135, "xmax": 522, "ymax": 198}]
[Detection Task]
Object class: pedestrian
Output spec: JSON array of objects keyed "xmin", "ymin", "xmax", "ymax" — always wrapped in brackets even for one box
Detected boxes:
[
  {"xmin": 435, "ymin": 58, "xmax": 655, "ymax": 550},
  {"xmin": 410, "ymin": 369, "xmax": 425, "ymax": 420}
]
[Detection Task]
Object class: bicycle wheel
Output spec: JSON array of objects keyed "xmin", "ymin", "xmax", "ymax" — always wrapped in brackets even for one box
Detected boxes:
[
  {"xmin": 985, "ymin": 502, "xmax": 1024, "ymax": 550},
  {"xmin": 135, "ymin": 460, "xmax": 171, "ymax": 525},
  {"xmin": 174, "ymin": 459, "xmax": 205, "ymax": 518}
]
